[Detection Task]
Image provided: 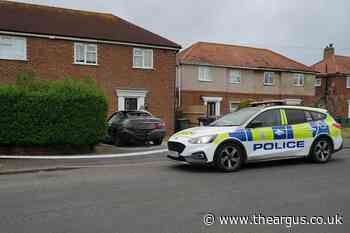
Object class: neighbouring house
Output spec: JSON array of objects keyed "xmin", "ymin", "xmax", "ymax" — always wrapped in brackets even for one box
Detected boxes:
[
  {"xmin": 176, "ymin": 42, "xmax": 316, "ymax": 122},
  {"xmin": 311, "ymin": 44, "xmax": 350, "ymax": 118},
  {"xmin": 0, "ymin": 1, "xmax": 181, "ymax": 133}
]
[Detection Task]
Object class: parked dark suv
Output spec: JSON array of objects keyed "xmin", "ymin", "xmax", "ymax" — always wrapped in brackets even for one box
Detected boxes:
[{"xmin": 105, "ymin": 110, "xmax": 166, "ymax": 146}]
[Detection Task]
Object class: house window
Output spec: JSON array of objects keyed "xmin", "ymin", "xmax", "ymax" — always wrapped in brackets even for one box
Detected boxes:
[
  {"xmin": 293, "ymin": 73, "xmax": 304, "ymax": 86},
  {"xmin": 264, "ymin": 72, "xmax": 274, "ymax": 85},
  {"xmin": 229, "ymin": 102, "xmax": 239, "ymax": 112},
  {"xmin": 347, "ymin": 76, "xmax": 350, "ymax": 89},
  {"xmin": 0, "ymin": 35, "xmax": 27, "ymax": 60},
  {"xmin": 315, "ymin": 78, "xmax": 322, "ymax": 87},
  {"xmin": 229, "ymin": 70, "xmax": 241, "ymax": 84},
  {"xmin": 74, "ymin": 43, "xmax": 97, "ymax": 65},
  {"xmin": 198, "ymin": 66, "xmax": 212, "ymax": 82},
  {"xmin": 133, "ymin": 48, "xmax": 153, "ymax": 69}
]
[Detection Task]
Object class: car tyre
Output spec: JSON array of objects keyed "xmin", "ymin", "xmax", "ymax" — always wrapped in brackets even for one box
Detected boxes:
[
  {"xmin": 310, "ymin": 138, "xmax": 333, "ymax": 163},
  {"xmin": 153, "ymin": 138, "xmax": 163, "ymax": 145},
  {"xmin": 214, "ymin": 142, "xmax": 243, "ymax": 172}
]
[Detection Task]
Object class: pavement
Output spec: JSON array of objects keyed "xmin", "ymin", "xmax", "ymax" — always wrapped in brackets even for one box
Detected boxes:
[{"xmin": 0, "ymin": 149, "xmax": 349, "ymax": 233}]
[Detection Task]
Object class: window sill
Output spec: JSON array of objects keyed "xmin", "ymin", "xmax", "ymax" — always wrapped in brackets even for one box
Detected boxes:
[
  {"xmin": 73, "ymin": 62, "xmax": 99, "ymax": 66},
  {"xmin": 198, "ymin": 79, "xmax": 213, "ymax": 82},
  {"xmin": 0, "ymin": 58, "xmax": 28, "ymax": 62},
  {"xmin": 263, "ymin": 83, "xmax": 274, "ymax": 86},
  {"xmin": 229, "ymin": 82, "xmax": 241, "ymax": 84},
  {"xmin": 133, "ymin": 66, "xmax": 154, "ymax": 70},
  {"xmin": 293, "ymin": 85, "xmax": 304, "ymax": 87}
]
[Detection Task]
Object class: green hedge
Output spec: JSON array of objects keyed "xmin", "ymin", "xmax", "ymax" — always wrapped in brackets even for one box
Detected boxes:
[{"xmin": 0, "ymin": 73, "xmax": 108, "ymax": 146}]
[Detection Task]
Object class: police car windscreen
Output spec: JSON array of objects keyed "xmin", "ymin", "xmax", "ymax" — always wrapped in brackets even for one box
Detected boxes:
[{"xmin": 210, "ymin": 107, "xmax": 260, "ymax": 127}]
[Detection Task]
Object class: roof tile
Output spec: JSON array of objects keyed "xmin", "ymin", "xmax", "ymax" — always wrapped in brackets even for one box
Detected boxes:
[
  {"xmin": 0, "ymin": 0, "xmax": 181, "ymax": 49},
  {"xmin": 178, "ymin": 42, "xmax": 314, "ymax": 72}
]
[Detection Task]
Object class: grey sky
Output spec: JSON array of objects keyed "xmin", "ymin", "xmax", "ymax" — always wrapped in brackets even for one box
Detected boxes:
[{"xmin": 17, "ymin": 0, "xmax": 350, "ymax": 65}]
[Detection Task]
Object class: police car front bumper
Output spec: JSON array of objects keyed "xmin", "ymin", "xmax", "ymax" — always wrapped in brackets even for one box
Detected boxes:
[{"xmin": 167, "ymin": 151, "xmax": 208, "ymax": 164}]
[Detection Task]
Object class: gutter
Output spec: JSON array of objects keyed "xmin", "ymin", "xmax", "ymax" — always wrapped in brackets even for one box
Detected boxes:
[{"xmin": 0, "ymin": 30, "xmax": 181, "ymax": 51}]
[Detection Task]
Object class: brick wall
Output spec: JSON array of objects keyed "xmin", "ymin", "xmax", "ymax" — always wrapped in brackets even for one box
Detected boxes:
[
  {"xmin": 315, "ymin": 76, "xmax": 350, "ymax": 117},
  {"xmin": 0, "ymin": 36, "xmax": 177, "ymax": 133}
]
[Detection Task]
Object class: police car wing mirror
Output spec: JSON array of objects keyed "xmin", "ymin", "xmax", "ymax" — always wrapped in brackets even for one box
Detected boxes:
[{"xmin": 248, "ymin": 121, "xmax": 263, "ymax": 128}]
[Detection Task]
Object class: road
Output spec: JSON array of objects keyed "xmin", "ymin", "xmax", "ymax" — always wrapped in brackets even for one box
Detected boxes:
[{"xmin": 0, "ymin": 150, "xmax": 349, "ymax": 233}]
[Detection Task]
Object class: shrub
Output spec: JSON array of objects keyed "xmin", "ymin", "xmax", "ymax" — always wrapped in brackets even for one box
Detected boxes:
[{"xmin": 0, "ymin": 73, "xmax": 108, "ymax": 146}]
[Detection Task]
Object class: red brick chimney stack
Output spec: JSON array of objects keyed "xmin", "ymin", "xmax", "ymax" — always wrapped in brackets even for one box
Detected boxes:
[{"xmin": 324, "ymin": 43, "xmax": 335, "ymax": 59}]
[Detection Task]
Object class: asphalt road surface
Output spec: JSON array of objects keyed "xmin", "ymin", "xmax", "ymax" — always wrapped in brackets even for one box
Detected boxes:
[{"xmin": 0, "ymin": 150, "xmax": 349, "ymax": 233}]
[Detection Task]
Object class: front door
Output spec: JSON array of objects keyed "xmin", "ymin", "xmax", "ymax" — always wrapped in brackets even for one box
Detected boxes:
[
  {"xmin": 207, "ymin": 102, "xmax": 216, "ymax": 117},
  {"xmin": 124, "ymin": 98, "xmax": 138, "ymax": 111}
]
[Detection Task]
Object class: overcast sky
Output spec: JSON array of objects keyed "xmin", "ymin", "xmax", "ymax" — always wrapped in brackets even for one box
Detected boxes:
[{"xmin": 17, "ymin": 0, "xmax": 350, "ymax": 65}]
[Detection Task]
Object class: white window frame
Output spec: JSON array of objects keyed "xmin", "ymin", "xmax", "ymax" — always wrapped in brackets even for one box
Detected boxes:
[
  {"xmin": 264, "ymin": 72, "xmax": 274, "ymax": 86},
  {"xmin": 133, "ymin": 48, "xmax": 153, "ymax": 69},
  {"xmin": 347, "ymin": 76, "xmax": 350, "ymax": 89},
  {"xmin": 293, "ymin": 73, "xmax": 305, "ymax": 87},
  {"xmin": 198, "ymin": 66, "xmax": 212, "ymax": 82},
  {"xmin": 315, "ymin": 78, "xmax": 322, "ymax": 87},
  {"xmin": 228, "ymin": 69, "xmax": 241, "ymax": 84},
  {"xmin": 74, "ymin": 42, "xmax": 98, "ymax": 65},
  {"xmin": 0, "ymin": 35, "xmax": 27, "ymax": 61}
]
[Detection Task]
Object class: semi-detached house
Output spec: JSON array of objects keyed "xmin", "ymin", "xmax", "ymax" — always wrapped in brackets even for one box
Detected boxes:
[
  {"xmin": 0, "ymin": 1, "xmax": 181, "ymax": 133},
  {"xmin": 177, "ymin": 42, "xmax": 316, "ymax": 117}
]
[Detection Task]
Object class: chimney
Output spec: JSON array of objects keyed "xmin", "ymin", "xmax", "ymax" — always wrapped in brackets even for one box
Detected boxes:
[{"xmin": 323, "ymin": 43, "xmax": 335, "ymax": 59}]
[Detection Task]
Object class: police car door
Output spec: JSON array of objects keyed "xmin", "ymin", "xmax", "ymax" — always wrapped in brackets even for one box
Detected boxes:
[{"xmin": 246, "ymin": 109, "xmax": 290, "ymax": 160}]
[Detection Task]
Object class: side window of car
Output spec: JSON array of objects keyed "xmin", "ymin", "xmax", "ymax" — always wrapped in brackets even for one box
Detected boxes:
[
  {"xmin": 310, "ymin": 111, "xmax": 326, "ymax": 121},
  {"xmin": 248, "ymin": 109, "xmax": 281, "ymax": 128},
  {"xmin": 285, "ymin": 109, "xmax": 307, "ymax": 125},
  {"xmin": 304, "ymin": 111, "xmax": 313, "ymax": 122}
]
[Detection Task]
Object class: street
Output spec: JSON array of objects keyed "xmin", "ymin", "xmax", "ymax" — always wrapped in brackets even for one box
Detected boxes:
[{"xmin": 0, "ymin": 150, "xmax": 349, "ymax": 233}]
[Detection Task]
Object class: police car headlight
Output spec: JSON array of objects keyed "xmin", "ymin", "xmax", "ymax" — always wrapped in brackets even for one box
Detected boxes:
[{"xmin": 188, "ymin": 135, "xmax": 217, "ymax": 144}]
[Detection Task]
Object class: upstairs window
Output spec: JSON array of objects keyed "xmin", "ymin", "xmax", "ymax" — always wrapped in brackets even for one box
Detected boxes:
[
  {"xmin": 347, "ymin": 76, "xmax": 350, "ymax": 89},
  {"xmin": 264, "ymin": 72, "xmax": 274, "ymax": 85},
  {"xmin": 74, "ymin": 43, "xmax": 97, "ymax": 65},
  {"xmin": 198, "ymin": 66, "xmax": 212, "ymax": 82},
  {"xmin": 133, "ymin": 48, "xmax": 153, "ymax": 69},
  {"xmin": 315, "ymin": 78, "xmax": 322, "ymax": 87},
  {"xmin": 229, "ymin": 70, "xmax": 241, "ymax": 84},
  {"xmin": 0, "ymin": 35, "xmax": 27, "ymax": 61},
  {"xmin": 293, "ymin": 73, "xmax": 304, "ymax": 86}
]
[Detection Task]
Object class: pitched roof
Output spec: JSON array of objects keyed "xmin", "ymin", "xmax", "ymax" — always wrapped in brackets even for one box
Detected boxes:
[
  {"xmin": 178, "ymin": 42, "xmax": 314, "ymax": 73},
  {"xmin": 311, "ymin": 55, "xmax": 350, "ymax": 75},
  {"xmin": 0, "ymin": 1, "xmax": 180, "ymax": 49}
]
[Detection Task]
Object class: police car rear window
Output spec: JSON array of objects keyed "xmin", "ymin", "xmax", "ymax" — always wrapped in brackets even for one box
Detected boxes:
[
  {"xmin": 285, "ymin": 109, "xmax": 307, "ymax": 124},
  {"xmin": 310, "ymin": 111, "xmax": 327, "ymax": 121}
]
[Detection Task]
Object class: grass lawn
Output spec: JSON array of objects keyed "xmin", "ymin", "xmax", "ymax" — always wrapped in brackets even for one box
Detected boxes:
[{"xmin": 342, "ymin": 128, "xmax": 350, "ymax": 138}]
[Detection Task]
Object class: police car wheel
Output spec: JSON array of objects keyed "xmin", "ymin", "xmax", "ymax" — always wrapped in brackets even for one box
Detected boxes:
[
  {"xmin": 311, "ymin": 138, "xmax": 332, "ymax": 163},
  {"xmin": 215, "ymin": 143, "xmax": 243, "ymax": 172}
]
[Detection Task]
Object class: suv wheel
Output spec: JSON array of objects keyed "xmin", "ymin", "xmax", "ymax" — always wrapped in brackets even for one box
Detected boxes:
[
  {"xmin": 310, "ymin": 138, "xmax": 333, "ymax": 163},
  {"xmin": 215, "ymin": 142, "xmax": 243, "ymax": 172}
]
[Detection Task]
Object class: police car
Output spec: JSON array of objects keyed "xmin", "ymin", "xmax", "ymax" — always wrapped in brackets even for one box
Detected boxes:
[{"xmin": 167, "ymin": 105, "xmax": 343, "ymax": 172}]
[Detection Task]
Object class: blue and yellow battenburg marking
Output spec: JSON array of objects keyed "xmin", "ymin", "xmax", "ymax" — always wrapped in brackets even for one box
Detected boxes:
[{"xmin": 214, "ymin": 120, "xmax": 333, "ymax": 144}]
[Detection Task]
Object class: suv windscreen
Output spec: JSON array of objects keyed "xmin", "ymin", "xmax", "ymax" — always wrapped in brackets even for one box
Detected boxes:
[
  {"xmin": 248, "ymin": 109, "xmax": 281, "ymax": 128},
  {"xmin": 126, "ymin": 111, "xmax": 152, "ymax": 118},
  {"xmin": 210, "ymin": 107, "xmax": 260, "ymax": 126}
]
